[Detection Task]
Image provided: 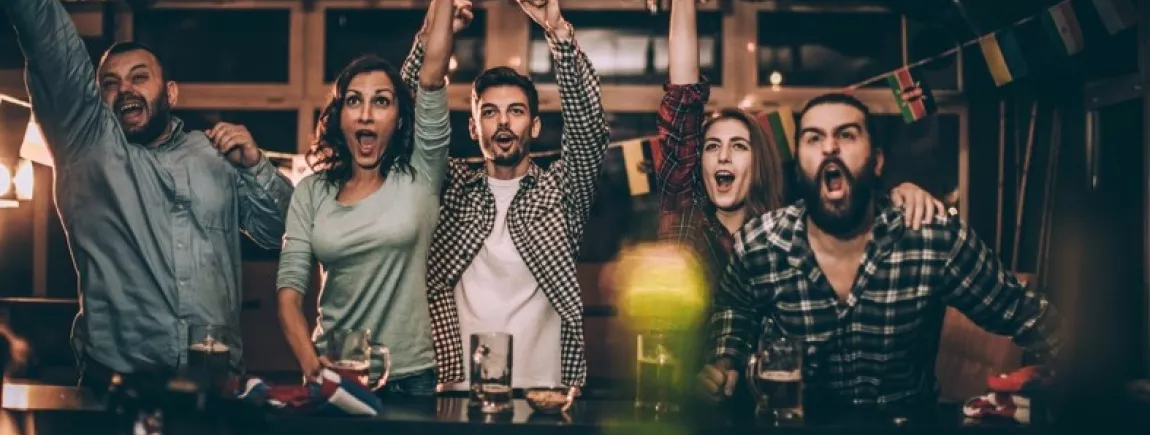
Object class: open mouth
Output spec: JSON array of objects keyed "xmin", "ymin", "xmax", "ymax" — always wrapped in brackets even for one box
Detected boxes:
[
  {"xmin": 354, "ymin": 129, "xmax": 378, "ymax": 154},
  {"xmin": 822, "ymin": 164, "xmax": 846, "ymax": 196},
  {"xmin": 708, "ymin": 169, "xmax": 736, "ymax": 191},
  {"xmin": 493, "ymin": 131, "xmax": 517, "ymax": 148},
  {"xmin": 116, "ymin": 100, "xmax": 145, "ymax": 122}
]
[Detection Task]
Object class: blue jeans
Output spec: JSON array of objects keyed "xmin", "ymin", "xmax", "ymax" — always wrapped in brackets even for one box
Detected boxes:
[{"xmin": 379, "ymin": 368, "xmax": 436, "ymax": 397}]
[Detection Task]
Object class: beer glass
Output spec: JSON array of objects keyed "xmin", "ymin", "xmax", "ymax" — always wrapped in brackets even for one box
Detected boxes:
[
  {"xmin": 186, "ymin": 324, "xmax": 233, "ymax": 393},
  {"xmin": 634, "ymin": 332, "xmax": 679, "ymax": 412},
  {"xmin": 746, "ymin": 334, "xmax": 804, "ymax": 423},
  {"xmin": 323, "ymin": 329, "xmax": 391, "ymax": 390},
  {"xmin": 469, "ymin": 332, "xmax": 513, "ymax": 414}
]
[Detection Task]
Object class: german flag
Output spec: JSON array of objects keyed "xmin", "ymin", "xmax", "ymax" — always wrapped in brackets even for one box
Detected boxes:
[{"xmin": 887, "ymin": 67, "xmax": 937, "ymax": 123}]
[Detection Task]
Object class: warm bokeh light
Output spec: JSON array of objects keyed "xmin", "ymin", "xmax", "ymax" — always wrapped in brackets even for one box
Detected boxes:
[
  {"xmin": 14, "ymin": 158, "xmax": 33, "ymax": 200},
  {"xmin": 0, "ymin": 163, "xmax": 11, "ymax": 197},
  {"xmin": 20, "ymin": 116, "xmax": 53, "ymax": 168},
  {"xmin": 613, "ymin": 242, "xmax": 708, "ymax": 332}
]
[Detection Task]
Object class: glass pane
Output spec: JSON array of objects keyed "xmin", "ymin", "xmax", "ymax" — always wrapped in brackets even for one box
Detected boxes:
[
  {"xmin": 1080, "ymin": 27, "xmax": 1138, "ymax": 81},
  {"xmin": 133, "ymin": 9, "xmax": 290, "ymax": 83},
  {"xmin": 171, "ymin": 110, "xmax": 298, "ymax": 155},
  {"xmin": 529, "ymin": 12, "xmax": 723, "ymax": 85},
  {"xmin": 324, "ymin": 9, "xmax": 486, "ymax": 84},
  {"xmin": 905, "ymin": 18, "xmax": 959, "ymax": 90},
  {"xmin": 757, "ymin": 11, "xmax": 901, "ymax": 87}
]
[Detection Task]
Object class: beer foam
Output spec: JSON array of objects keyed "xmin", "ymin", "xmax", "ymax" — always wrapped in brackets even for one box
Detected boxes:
[
  {"xmin": 329, "ymin": 360, "xmax": 370, "ymax": 371},
  {"xmin": 189, "ymin": 342, "xmax": 230, "ymax": 353},
  {"xmin": 757, "ymin": 370, "xmax": 801, "ymax": 382}
]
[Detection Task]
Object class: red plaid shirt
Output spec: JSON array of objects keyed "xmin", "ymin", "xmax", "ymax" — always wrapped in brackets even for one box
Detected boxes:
[{"xmin": 655, "ymin": 78, "xmax": 734, "ymax": 278}]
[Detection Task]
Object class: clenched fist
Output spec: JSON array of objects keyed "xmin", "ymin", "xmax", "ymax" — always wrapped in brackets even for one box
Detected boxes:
[{"xmin": 205, "ymin": 122, "xmax": 262, "ymax": 168}]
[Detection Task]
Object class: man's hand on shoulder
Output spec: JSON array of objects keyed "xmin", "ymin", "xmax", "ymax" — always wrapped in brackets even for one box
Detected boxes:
[{"xmin": 205, "ymin": 122, "xmax": 262, "ymax": 169}]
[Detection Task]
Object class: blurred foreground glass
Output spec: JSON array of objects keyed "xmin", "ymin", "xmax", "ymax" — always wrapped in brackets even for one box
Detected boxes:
[
  {"xmin": 747, "ymin": 334, "xmax": 804, "ymax": 423},
  {"xmin": 323, "ymin": 329, "xmax": 391, "ymax": 389},
  {"xmin": 187, "ymin": 324, "xmax": 232, "ymax": 393},
  {"xmin": 635, "ymin": 332, "xmax": 680, "ymax": 412},
  {"xmin": 470, "ymin": 332, "xmax": 513, "ymax": 414}
]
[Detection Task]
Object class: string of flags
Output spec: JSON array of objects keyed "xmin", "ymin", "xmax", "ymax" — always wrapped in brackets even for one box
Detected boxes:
[{"xmin": 850, "ymin": 0, "xmax": 1137, "ymax": 124}]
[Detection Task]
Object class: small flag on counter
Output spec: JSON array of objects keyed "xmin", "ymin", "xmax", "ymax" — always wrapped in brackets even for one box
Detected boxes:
[
  {"xmin": 1090, "ymin": 0, "xmax": 1140, "ymax": 35},
  {"xmin": 979, "ymin": 30, "xmax": 1030, "ymax": 87},
  {"xmin": 886, "ymin": 67, "xmax": 937, "ymax": 124},
  {"xmin": 757, "ymin": 108, "xmax": 796, "ymax": 161},
  {"xmin": 1043, "ymin": 1, "xmax": 1085, "ymax": 56}
]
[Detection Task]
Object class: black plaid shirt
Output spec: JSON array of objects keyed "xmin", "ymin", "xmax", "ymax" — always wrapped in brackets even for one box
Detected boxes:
[
  {"xmin": 712, "ymin": 199, "xmax": 1062, "ymax": 405},
  {"xmin": 400, "ymin": 31, "xmax": 609, "ymax": 388}
]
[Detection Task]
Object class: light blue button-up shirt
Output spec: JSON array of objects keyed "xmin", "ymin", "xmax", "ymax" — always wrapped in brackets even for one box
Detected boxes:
[{"xmin": 6, "ymin": 0, "xmax": 294, "ymax": 374}]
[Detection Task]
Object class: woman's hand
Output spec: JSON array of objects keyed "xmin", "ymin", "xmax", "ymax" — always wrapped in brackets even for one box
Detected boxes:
[{"xmin": 890, "ymin": 182, "xmax": 945, "ymax": 230}]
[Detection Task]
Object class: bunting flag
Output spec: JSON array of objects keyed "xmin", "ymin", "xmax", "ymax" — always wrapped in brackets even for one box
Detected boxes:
[
  {"xmin": 609, "ymin": 137, "xmax": 662, "ymax": 197},
  {"xmin": 979, "ymin": 30, "xmax": 1030, "ymax": 87},
  {"xmin": 1042, "ymin": 1, "xmax": 1085, "ymax": 56},
  {"xmin": 1090, "ymin": 0, "xmax": 1140, "ymax": 35},
  {"xmin": 887, "ymin": 67, "xmax": 937, "ymax": 123},
  {"xmin": 757, "ymin": 108, "xmax": 796, "ymax": 161}
]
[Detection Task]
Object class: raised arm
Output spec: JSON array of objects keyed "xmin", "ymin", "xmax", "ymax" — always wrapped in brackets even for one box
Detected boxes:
[
  {"xmin": 411, "ymin": 0, "xmax": 455, "ymax": 188},
  {"xmin": 518, "ymin": 1, "xmax": 610, "ymax": 227},
  {"xmin": 656, "ymin": 0, "xmax": 711, "ymax": 245},
  {"xmin": 938, "ymin": 218, "xmax": 1063, "ymax": 361},
  {"xmin": 5, "ymin": 0, "xmax": 118, "ymax": 166},
  {"xmin": 276, "ymin": 177, "xmax": 322, "ymax": 378},
  {"xmin": 401, "ymin": 0, "xmax": 474, "ymax": 95}
]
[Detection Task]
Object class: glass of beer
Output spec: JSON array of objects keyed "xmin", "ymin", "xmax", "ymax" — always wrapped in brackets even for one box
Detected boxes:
[
  {"xmin": 746, "ymin": 334, "xmax": 803, "ymax": 423},
  {"xmin": 187, "ymin": 324, "xmax": 233, "ymax": 393},
  {"xmin": 634, "ymin": 332, "xmax": 679, "ymax": 412},
  {"xmin": 323, "ymin": 329, "xmax": 391, "ymax": 390},
  {"xmin": 469, "ymin": 332, "xmax": 513, "ymax": 414}
]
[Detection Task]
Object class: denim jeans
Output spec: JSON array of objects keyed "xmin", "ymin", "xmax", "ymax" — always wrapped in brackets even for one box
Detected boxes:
[{"xmin": 379, "ymin": 368, "xmax": 436, "ymax": 397}]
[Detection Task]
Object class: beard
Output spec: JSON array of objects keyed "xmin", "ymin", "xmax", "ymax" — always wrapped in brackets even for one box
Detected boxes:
[
  {"xmin": 120, "ymin": 87, "xmax": 172, "ymax": 145},
  {"xmin": 797, "ymin": 154, "xmax": 879, "ymax": 238},
  {"xmin": 484, "ymin": 128, "xmax": 528, "ymax": 166}
]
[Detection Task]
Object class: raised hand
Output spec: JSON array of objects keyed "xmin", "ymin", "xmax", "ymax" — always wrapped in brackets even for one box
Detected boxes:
[
  {"xmin": 515, "ymin": 0, "xmax": 566, "ymax": 34},
  {"xmin": 452, "ymin": 0, "xmax": 474, "ymax": 33},
  {"xmin": 205, "ymin": 122, "xmax": 262, "ymax": 168}
]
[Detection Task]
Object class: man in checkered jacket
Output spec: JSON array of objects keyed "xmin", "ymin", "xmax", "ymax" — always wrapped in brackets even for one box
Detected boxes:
[
  {"xmin": 698, "ymin": 93, "xmax": 1062, "ymax": 408},
  {"xmin": 400, "ymin": 0, "xmax": 609, "ymax": 394}
]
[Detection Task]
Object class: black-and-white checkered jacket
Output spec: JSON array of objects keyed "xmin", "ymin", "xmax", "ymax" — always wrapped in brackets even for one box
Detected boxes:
[{"xmin": 400, "ymin": 30, "xmax": 610, "ymax": 388}]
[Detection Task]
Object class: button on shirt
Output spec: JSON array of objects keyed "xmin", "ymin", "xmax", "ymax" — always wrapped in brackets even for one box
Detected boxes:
[{"xmin": 8, "ymin": 0, "xmax": 294, "ymax": 374}]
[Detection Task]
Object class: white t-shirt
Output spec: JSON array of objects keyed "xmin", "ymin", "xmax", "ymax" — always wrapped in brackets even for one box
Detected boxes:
[{"xmin": 452, "ymin": 176, "xmax": 563, "ymax": 390}]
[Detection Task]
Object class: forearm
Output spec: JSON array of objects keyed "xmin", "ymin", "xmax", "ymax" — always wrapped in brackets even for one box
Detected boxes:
[
  {"xmin": 419, "ymin": 0, "xmax": 454, "ymax": 90},
  {"xmin": 668, "ymin": 0, "xmax": 700, "ymax": 84},
  {"xmin": 7, "ymin": 0, "xmax": 110, "ymax": 160},
  {"xmin": 413, "ymin": 87, "xmax": 451, "ymax": 187},
  {"xmin": 277, "ymin": 289, "xmax": 319, "ymax": 374},
  {"xmin": 238, "ymin": 156, "xmax": 294, "ymax": 248}
]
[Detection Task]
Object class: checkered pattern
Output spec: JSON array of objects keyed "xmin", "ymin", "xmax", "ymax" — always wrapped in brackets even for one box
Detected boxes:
[
  {"xmin": 654, "ymin": 78, "xmax": 735, "ymax": 282},
  {"xmin": 400, "ymin": 31, "xmax": 609, "ymax": 388},
  {"xmin": 711, "ymin": 199, "xmax": 1062, "ymax": 405}
]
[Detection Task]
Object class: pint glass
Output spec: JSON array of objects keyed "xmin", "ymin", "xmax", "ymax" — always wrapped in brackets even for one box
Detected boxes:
[
  {"xmin": 746, "ymin": 335, "xmax": 803, "ymax": 423},
  {"xmin": 187, "ymin": 324, "xmax": 232, "ymax": 392},
  {"xmin": 323, "ymin": 329, "xmax": 391, "ymax": 390},
  {"xmin": 634, "ymin": 332, "xmax": 680, "ymax": 412},
  {"xmin": 469, "ymin": 332, "xmax": 513, "ymax": 414}
]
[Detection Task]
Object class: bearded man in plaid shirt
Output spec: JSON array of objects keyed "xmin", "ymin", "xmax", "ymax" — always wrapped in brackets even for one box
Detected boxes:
[
  {"xmin": 399, "ymin": 0, "xmax": 609, "ymax": 398},
  {"xmin": 698, "ymin": 93, "xmax": 1062, "ymax": 408}
]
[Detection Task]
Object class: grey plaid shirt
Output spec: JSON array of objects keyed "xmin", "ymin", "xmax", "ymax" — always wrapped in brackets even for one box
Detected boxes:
[
  {"xmin": 712, "ymin": 199, "xmax": 1062, "ymax": 405},
  {"xmin": 400, "ymin": 31, "xmax": 609, "ymax": 387}
]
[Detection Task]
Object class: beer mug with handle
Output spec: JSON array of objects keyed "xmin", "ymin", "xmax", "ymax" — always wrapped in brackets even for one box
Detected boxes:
[
  {"xmin": 746, "ymin": 333, "xmax": 804, "ymax": 423},
  {"xmin": 323, "ymin": 329, "xmax": 391, "ymax": 390},
  {"xmin": 187, "ymin": 324, "xmax": 234, "ymax": 393}
]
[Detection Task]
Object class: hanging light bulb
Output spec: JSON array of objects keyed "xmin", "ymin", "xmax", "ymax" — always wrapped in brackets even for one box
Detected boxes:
[
  {"xmin": 13, "ymin": 158, "xmax": 32, "ymax": 200},
  {"xmin": 769, "ymin": 70, "xmax": 783, "ymax": 86}
]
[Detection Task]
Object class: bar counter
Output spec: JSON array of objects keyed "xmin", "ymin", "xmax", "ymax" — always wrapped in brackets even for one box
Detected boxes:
[{"xmin": 0, "ymin": 382, "xmax": 1139, "ymax": 435}]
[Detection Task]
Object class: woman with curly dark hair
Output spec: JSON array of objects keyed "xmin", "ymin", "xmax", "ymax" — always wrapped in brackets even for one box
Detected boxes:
[{"xmin": 274, "ymin": 0, "xmax": 457, "ymax": 397}]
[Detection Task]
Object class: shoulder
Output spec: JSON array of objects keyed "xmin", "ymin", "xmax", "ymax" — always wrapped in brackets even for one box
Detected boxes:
[
  {"xmin": 733, "ymin": 204, "xmax": 801, "ymax": 256},
  {"xmin": 879, "ymin": 204, "xmax": 966, "ymax": 254}
]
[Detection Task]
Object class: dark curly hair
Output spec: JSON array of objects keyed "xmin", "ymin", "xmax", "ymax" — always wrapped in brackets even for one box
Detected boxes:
[{"xmin": 309, "ymin": 55, "xmax": 416, "ymax": 186}]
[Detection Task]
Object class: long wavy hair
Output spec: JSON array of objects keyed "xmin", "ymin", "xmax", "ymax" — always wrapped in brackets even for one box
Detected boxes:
[
  {"xmin": 308, "ymin": 55, "xmax": 416, "ymax": 186},
  {"xmin": 701, "ymin": 107, "xmax": 788, "ymax": 218}
]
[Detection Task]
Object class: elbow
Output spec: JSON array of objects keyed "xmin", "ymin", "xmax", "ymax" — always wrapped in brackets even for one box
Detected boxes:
[{"xmin": 419, "ymin": 74, "xmax": 448, "ymax": 91}]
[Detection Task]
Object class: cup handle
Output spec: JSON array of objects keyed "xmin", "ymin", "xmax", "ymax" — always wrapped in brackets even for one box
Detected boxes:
[{"xmin": 371, "ymin": 345, "xmax": 391, "ymax": 391}]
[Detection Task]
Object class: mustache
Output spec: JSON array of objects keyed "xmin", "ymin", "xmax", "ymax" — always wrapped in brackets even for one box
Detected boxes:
[
  {"xmin": 491, "ymin": 127, "xmax": 518, "ymax": 140},
  {"xmin": 816, "ymin": 156, "xmax": 853, "ymax": 180},
  {"xmin": 114, "ymin": 92, "xmax": 146, "ymax": 107}
]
